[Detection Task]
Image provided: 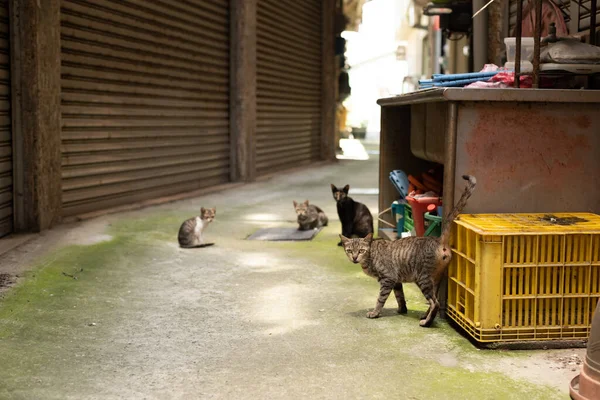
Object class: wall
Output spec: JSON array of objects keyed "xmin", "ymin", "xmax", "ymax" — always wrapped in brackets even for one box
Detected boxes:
[{"xmin": 343, "ymin": 0, "xmax": 431, "ymax": 140}]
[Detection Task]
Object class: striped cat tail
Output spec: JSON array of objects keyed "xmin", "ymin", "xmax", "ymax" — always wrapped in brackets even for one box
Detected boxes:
[{"xmin": 439, "ymin": 175, "xmax": 476, "ymax": 246}]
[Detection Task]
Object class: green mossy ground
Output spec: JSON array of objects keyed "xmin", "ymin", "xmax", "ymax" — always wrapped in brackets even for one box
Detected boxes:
[{"xmin": 0, "ymin": 150, "xmax": 568, "ymax": 399}]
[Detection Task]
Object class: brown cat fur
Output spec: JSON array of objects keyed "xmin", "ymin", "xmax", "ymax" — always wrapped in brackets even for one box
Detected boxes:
[{"xmin": 293, "ymin": 200, "xmax": 328, "ymax": 230}]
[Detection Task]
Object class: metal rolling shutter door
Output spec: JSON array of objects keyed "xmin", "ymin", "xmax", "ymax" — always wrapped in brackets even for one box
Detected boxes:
[
  {"xmin": 0, "ymin": 0, "xmax": 12, "ymax": 238},
  {"xmin": 61, "ymin": 0, "xmax": 230, "ymax": 217},
  {"xmin": 256, "ymin": 0, "xmax": 322, "ymax": 176}
]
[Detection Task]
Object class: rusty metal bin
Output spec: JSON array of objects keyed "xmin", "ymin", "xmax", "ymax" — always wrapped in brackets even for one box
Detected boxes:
[{"xmin": 570, "ymin": 298, "xmax": 600, "ymax": 399}]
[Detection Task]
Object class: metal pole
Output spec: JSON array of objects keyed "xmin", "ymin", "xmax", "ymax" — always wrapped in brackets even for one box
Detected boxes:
[
  {"xmin": 434, "ymin": 28, "xmax": 442, "ymax": 75},
  {"xmin": 442, "ymin": 102, "xmax": 457, "ymax": 243},
  {"xmin": 472, "ymin": 0, "xmax": 489, "ymax": 70},
  {"xmin": 514, "ymin": 0, "xmax": 523, "ymax": 88},
  {"xmin": 439, "ymin": 101, "xmax": 458, "ymax": 319},
  {"xmin": 532, "ymin": 0, "xmax": 542, "ymax": 88},
  {"xmin": 570, "ymin": 0, "xmax": 580, "ymax": 35}
]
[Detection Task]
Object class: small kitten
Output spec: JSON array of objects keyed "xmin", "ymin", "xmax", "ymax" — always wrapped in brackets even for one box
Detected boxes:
[
  {"xmin": 178, "ymin": 207, "xmax": 216, "ymax": 248},
  {"xmin": 293, "ymin": 200, "xmax": 328, "ymax": 230},
  {"xmin": 331, "ymin": 184, "xmax": 373, "ymax": 246},
  {"xmin": 340, "ymin": 175, "xmax": 476, "ymax": 327}
]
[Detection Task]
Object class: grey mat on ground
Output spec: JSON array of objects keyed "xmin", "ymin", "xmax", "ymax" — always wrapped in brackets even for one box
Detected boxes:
[
  {"xmin": 180, "ymin": 243, "xmax": 215, "ymax": 249},
  {"xmin": 247, "ymin": 227, "xmax": 322, "ymax": 241}
]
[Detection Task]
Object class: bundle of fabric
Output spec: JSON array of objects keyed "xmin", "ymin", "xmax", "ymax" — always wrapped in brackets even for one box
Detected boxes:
[
  {"xmin": 467, "ymin": 72, "xmax": 534, "ymax": 88},
  {"xmin": 541, "ymin": 40, "xmax": 600, "ymax": 64}
]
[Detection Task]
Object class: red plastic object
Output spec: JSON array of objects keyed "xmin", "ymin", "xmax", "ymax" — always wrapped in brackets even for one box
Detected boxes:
[{"xmin": 406, "ymin": 195, "xmax": 442, "ymax": 237}]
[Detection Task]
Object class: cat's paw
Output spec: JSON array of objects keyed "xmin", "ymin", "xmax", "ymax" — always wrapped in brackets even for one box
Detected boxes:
[
  {"xmin": 366, "ymin": 310, "xmax": 380, "ymax": 319},
  {"xmin": 398, "ymin": 305, "xmax": 408, "ymax": 314},
  {"xmin": 419, "ymin": 318, "xmax": 433, "ymax": 327}
]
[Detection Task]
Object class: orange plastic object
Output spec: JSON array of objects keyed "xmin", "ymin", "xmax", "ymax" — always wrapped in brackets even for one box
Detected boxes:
[
  {"xmin": 406, "ymin": 195, "xmax": 442, "ymax": 237},
  {"xmin": 407, "ymin": 175, "xmax": 426, "ymax": 191},
  {"xmin": 421, "ymin": 173, "xmax": 442, "ymax": 193}
]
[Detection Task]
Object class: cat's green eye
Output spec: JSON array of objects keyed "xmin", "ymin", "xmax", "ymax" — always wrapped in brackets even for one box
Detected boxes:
[
  {"xmin": 346, "ymin": 249, "xmax": 352, "ymax": 253},
  {"xmin": 359, "ymin": 249, "xmax": 365, "ymax": 254}
]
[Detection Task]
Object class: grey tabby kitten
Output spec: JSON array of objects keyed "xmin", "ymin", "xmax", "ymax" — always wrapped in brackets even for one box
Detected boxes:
[
  {"xmin": 177, "ymin": 207, "xmax": 216, "ymax": 248},
  {"xmin": 293, "ymin": 200, "xmax": 328, "ymax": 230},
  {"xmin": 340, "ymin": 175, "xmax": 476, "ymax": 327}
]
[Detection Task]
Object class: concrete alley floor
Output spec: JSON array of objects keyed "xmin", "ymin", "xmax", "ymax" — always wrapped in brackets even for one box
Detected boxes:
[{"xmin": 0, "ymin": 143, "xmax": 585, "ymax": 400}]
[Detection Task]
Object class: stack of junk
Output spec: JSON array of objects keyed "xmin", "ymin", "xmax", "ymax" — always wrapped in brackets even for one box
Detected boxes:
[
  {"xmin": 418, "ymin": 25, "xmax": 600, "ymax": 90},
  {"xmin": 387, "ymin": 169, "xmax": 443, "ymax": 238}
]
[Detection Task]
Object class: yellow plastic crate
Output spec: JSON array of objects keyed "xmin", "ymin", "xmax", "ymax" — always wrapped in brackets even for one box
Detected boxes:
[{"xmin": 447, "ymin": 213, "xmax": 600, "ymax": 343}]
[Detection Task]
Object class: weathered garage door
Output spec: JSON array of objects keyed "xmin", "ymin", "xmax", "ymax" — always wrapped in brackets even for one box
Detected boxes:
[
  {"xmin": 0, "ymin": 0, "xmax": 12, "ymax": 238},
  {"xmin": 61, "ymin": 0, "xmax": 230, "ymax": 217},
  {"xmin": 256, "ymin": 0, "xmax": 322, "ymax": 176}
]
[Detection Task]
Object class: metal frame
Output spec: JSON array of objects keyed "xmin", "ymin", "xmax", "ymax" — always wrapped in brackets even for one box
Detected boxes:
[{"xmin": 513, "ymin": 0, "xmax": 598, "ymax": 88}]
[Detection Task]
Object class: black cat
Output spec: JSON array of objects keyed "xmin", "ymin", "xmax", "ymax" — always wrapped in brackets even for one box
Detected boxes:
[{"xmin": 330, "ymin": 184, "xmax": 374, "ymax": 246}]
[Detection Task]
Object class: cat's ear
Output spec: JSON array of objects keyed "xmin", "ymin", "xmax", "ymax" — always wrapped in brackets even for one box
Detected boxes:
[
  {"xmin": 293, "ymin": 200, "xmax": 298, "ymax": 208},
  {"xmin": 304, "ymin": 200, "xmax": 309, "ymax": 206},
  {"xmin": 330, "ymin": 183, "xmax": 337, "ymax": 192},
  {"xmin": 211, "ymin": 207, "xmax": 216, "ymax": 214},
  {"xmin": 364, "ymin": 233, "xmax": 373, "ymax": 243},
  {"xmin": 343, "ymin": 184, "xmax": 350, "ymax": 193},
  {"xmin": 201, "ymin": 207, "xmax": 206, "ymax": 214},
  {"xmin": 339, "ymin": 234, "xmax": 349, "ymax": 244}
]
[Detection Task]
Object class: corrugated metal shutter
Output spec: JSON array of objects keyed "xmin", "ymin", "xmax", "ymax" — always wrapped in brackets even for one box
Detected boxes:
[
  {"xmin": 61, "ymin": 0, "xmax": 230, "ymax": 217},
  {"xmin": 256, "ymin": 0, "xmax": 322, "ymax": 176},
  {"xmin": 0, "ymin": 0, "xmax": 12, "ymax": 238}
]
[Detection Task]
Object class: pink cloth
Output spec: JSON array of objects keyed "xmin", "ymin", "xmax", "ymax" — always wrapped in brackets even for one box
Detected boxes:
[
  {"xmin": 514, "ymin": 0, "xmax": 569, "ymax": 37},
  {"xmin": 480, "ymin": 64, "xmax": 500, "ymax": 72},
  {"xmin": 466, "ymin": 80, "xmax": 511, "ymax": 88},
  {"xmin": 489, "ymin": 72, "xmax": 533, "ymax": 88},
  {"xmin": 464, "ymin": 64, "xmax": 529, "ymax": 88},
  {"xmin": 466, "ymin": 71, "xmax": 556, "ymax": 89}
]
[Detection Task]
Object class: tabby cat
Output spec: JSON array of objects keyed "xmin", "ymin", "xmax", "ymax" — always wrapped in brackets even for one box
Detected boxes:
[
  {"xmin": 178, "ymin": 207, "xmax": 216, "ymax": 248},
  {"xmin": 331, "ymin": 184, "xmax": 373, "ymax": 246},
  {"xmin": 340, "ymin": 175, "xmax": 476, "ymax": 327},
  {"xmin": 293, "ymin": 200, "xmax": 328, "ymax": 230}
]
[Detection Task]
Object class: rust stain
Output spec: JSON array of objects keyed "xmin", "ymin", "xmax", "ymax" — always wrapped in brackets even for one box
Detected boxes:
[
  {"xmin": 575, "ymin": 115, "xmax": 591, "ymax": 129},
  {"xmin": 466, "ymin": 107, "xmax": 591, "ymax": 192}
]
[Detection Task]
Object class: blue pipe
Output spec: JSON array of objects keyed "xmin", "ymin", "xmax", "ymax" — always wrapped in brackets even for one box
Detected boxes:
[{"xmin": 431, "ymin": 71, "xmax": 499, "ymax": 81}]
